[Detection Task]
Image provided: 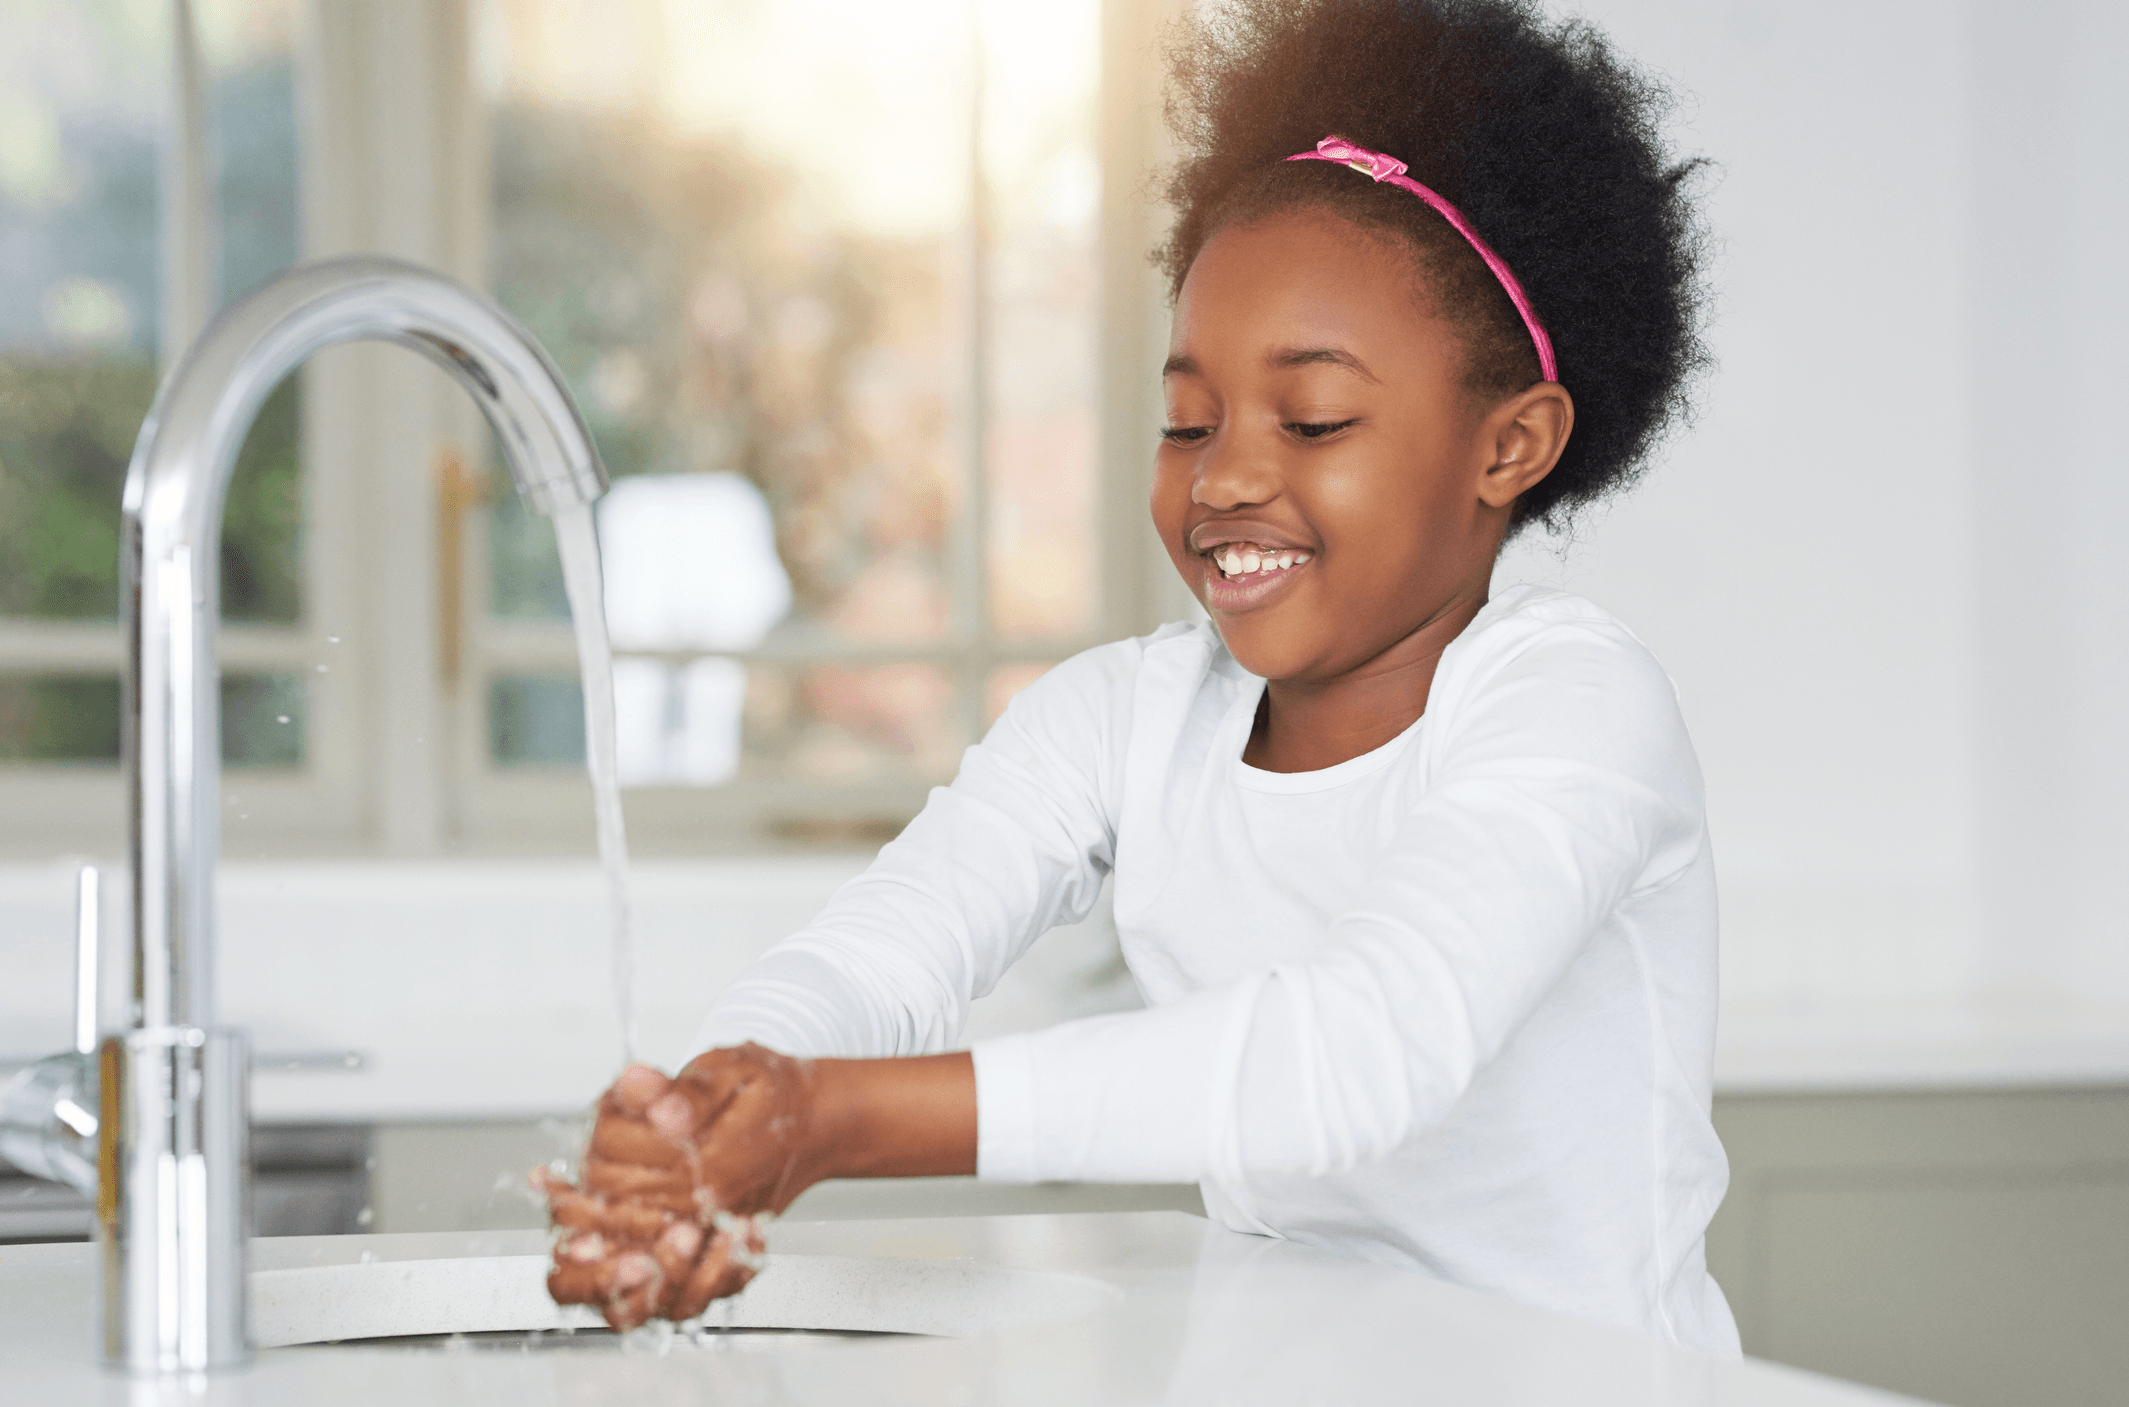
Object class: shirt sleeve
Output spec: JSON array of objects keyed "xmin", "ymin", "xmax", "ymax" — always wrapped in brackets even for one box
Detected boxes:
[
  {"xmin": 969, "ymin": 616, "xmax": 1710, "ymax": 1185},
  {"xmin": 688, "ymin": 642, "xmax": 1130, "ymax": 1062}
]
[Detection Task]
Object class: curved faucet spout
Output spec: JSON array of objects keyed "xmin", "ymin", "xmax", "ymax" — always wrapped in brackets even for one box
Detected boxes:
[{"xmin": 122, "ymin": 255, "xmax": 608, "ymax": 1032}]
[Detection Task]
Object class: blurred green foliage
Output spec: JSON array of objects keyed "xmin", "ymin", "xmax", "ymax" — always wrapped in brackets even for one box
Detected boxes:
[
  {"xmin": 0, "ymin": 357, "xmax": 149, "ymax": 618},
  {"xmin": 0, "ymin": 669, "xmax": 301, "ymax": 766},
  {"xmin": 0, "ymin": 674, "xmax": 120, "ymax": 761},
  {"xmin": 0, "ymin": 356, "xmax": 303, "ymax": 622},
  {"xmin": 219, "ymin": 377, "xmax": 304, "ymax": 623}
]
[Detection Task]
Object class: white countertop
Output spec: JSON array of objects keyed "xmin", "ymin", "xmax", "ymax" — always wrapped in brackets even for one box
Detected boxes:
[{"xmin": 0, "ymin": 1214, "xmax": 1931, "ymax": 1405}]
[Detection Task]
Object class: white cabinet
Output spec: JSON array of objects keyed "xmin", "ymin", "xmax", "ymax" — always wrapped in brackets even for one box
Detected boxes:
[{"xmin": 1708, "ymin": 1088, "xmax": 2129, "ymax": 1407}]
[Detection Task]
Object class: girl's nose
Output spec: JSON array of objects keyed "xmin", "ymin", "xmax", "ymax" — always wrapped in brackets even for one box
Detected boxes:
[{"xmin": 1192, "ymin": 435, "xmax": 1279, "ymax": 510}]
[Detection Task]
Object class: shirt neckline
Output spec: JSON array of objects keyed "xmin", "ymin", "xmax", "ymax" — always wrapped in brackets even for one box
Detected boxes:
[
  {"xmin": 1225, "ymin": 680, "xmax": 1427, "ymax": 794},
  {"xmin": 1203, "ymin": 586, "xmax": 1551, "ymax": 795}
]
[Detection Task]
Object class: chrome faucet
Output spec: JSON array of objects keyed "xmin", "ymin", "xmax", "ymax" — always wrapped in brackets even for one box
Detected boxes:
[{"xmin": 0, "ymin": 257, "xmax": 607, "ymax": 1374}]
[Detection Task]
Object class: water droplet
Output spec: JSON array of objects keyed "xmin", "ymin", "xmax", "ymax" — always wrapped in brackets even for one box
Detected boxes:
[
  {"xmin": 314, "ymin": 664, "xmax": 328, "ymax": 674},
  {"xmin": 275, "ymin": 715, "xmax": 290, "ymax": 724},
  {"xmin": 326, "ymin": 635, "xmax": 341, "ymax": 644},
  {"xmin": 356, "ymin": 1207, "xmax": 373, "ymax": 1227}
]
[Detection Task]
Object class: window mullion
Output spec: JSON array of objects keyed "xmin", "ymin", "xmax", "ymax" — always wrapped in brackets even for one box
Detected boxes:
[
  {"xmin": 1097, "ymin": 0, "xmax": 1197, "ymax": 642},
  {"xmin": 162, "ymin": 0, "xmax": 218, "ymax": 372},
  {"xmin": 951, "ymin": 13, "xmax": 995, "ymax": 747},
  {"xmin": 298, "ymin": 0, "xmax": 485, "ymax": 855}
]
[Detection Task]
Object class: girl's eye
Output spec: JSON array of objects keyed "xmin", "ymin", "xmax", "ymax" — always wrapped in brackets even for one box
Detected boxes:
[
  {"xmin": 1287, "ymin": 419, "xmax": 1358, "ymax": 440},
  {"xmin": 1161, "ymin": 426, "xmax": 1213, "ymax": 444}
]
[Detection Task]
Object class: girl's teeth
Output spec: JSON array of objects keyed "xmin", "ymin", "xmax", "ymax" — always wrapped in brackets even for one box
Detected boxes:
[{"xmin": 1212, "ymin": 546, "xmax": 1314, "ymax": 578}]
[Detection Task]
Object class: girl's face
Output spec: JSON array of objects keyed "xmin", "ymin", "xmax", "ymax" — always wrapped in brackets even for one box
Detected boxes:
[{"xmin": 1152, "ymin": 208, "xmax": 1567, "ymax": 685}]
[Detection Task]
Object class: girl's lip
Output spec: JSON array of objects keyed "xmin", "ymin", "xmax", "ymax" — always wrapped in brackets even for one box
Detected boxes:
[
  {"xmin": 1202, "ymin": 556, "xmax": 1308, "ymax": 613},
  {"xmin": 1188, "ymin": 521, "xmax": 1313, "ymax": 554}
]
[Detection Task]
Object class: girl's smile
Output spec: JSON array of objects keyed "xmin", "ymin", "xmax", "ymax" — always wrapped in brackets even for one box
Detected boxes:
[{"xmin": 1194, "ymin": 520, "xmax": 1316, "ymax": 610}]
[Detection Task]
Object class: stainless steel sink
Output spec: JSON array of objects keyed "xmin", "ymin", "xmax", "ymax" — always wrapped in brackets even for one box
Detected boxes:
[
  {"xmin": 289, "ymin": 1325, "xmax": 924, "ymax": 1353},
  {"xmin": 251, "ymin": 1247, "xmax": 1123, "ymax": 1351}
]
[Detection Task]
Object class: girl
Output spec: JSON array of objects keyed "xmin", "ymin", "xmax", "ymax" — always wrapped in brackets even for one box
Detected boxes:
[{"xmin": 540, "ymin": 0, "xmax": 1733, "ymax": 1355}]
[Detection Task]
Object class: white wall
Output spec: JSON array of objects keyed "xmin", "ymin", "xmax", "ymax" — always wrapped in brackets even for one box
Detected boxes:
[{"xmin": 1498, "ymin": 0, "xmax": 2129, "ymax": 1008}]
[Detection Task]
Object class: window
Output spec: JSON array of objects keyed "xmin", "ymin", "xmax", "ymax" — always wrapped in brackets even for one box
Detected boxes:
[
  {"xmin": 0, "ymin": 0, "xmax": 317, "ymax": 852},
  {"xmin": 0, "ymin": 0, "xmax": 1180, "ymax": 859}
]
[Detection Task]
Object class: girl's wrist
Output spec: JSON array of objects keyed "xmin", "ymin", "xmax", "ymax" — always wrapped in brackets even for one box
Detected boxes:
[
  {"xmin": 802, "ymin": 1058, "xmax": 865, "ymax": 1184},
  {"xmin": 801, "ymin": 1053, "xmax": 978, "ymax": 1183}
]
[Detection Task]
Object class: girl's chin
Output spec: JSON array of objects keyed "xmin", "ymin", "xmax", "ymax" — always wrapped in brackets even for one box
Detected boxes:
[{"xmin": 1211, "ymin": 621, "xmax": 1314, "ymax": 683}]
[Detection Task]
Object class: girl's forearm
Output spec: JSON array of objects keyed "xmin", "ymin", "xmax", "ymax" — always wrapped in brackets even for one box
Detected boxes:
[{"xmin": 807, "ymin": 1052, "xmax": 978, "ymax": 1180}]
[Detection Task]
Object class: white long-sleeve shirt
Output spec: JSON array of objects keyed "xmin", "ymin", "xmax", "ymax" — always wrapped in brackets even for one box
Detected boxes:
[{"xmin": 694, "ymin": 585, "xmax": 1740, "ymax": 1354}]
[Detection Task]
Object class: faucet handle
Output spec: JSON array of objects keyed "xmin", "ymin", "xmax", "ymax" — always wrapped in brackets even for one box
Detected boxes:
[
  {"xmin": 0, "ymin": 863, "xmax": 105, "ymax": 1188},
  {"xmin": 74, "ymin": 863, "xmax": 100, "ymax": 1056}
]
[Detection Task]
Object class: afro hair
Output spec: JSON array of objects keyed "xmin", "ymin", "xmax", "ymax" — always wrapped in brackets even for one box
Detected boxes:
[{"xmin": 1157, "ymin": 0, "xmax": 1711, "ymax": 532}]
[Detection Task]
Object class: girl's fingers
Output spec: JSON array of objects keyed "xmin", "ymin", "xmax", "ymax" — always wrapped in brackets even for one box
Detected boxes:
[
  {"xmin": 598, "ymin": 1252, "xmax": 666, "ymax": 1331},
  {"xmin": 608, "ymin": 1064, "xmax": 673, "ymax": 1116},
  {"xmin": 669, "ymin": 1234, "xmax": 756, "ymax": 1323},
  {"xmin": 646, "ymin": 1091, "xmax": 698, "ymax": 1141},
  {"xmin": 581, "ymin": 1154, "xmax": 692, "ymax": 1198},
  {"xmin": 647, "ymin": 1064, "xmax": 745, "ymax": 1143},
  {"xmin": 547, "ymin": 1255, "xmax": 625, "ymax": 1306},
  {"xmin": 547, "ymin": 1260, "xmax": 595, "ymax": 1305},
  {"xmin": 556, "ymin": 1230, "xmax": 611, "ymax": 1263},
  {"xmin": 544, "ymin": 1186, "xmax": 605, "ymax": 1230},
  {"xmin": 551, "ymin": 1251, "xmax": 667, "ymax": 1329},
  {"xmin": 548, "ymin": 1187, "xmax": 675, "ymax": 1238},
  {"xmin": 589, "ymin": 1114, "xmax": 689, "ymax": 1168},
  {"xmin": 648, "ymin": 1221, "xmax": 703, "ymax": 1316}
]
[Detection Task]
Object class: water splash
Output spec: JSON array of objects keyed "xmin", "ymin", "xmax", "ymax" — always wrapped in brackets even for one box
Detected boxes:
[
  {"xmin": 553, "ymin": 501, "xmax": 637, "ymax": 1067},
  {"xmin": 715, "ymin": 1293, "xmax": 735, "ymax": 1349}
]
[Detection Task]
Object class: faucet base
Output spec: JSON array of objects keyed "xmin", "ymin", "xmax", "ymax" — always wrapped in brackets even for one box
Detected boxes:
[{"xmin": 100, "ymin": 1027, "xmax": 252, "ymax": 1374}]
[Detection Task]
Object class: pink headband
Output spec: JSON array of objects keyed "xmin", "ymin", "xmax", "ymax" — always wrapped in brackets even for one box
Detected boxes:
[{"xmin": 1285, "ymin": 134, "xmax": 1558, "ymax": 384}]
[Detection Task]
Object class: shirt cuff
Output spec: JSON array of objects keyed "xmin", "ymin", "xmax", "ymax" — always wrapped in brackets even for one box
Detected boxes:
[
  {"xmin": 970, "ymin": 991, "xmax": 1240, "ymax": 1185},
  {"xmin": 972, "ymin": 1034, "xmax": 1041, "ymax": 1182}
]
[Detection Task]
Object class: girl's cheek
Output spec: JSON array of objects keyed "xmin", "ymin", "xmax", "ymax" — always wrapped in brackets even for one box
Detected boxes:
[{"xmin": 1149, "ymin": 454, "xmax": 1194, "ymax": 536}]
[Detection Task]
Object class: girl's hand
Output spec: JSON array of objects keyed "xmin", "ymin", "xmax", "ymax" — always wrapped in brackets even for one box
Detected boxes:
[
  {"xmin": 536, "ymin": 1050, "xmax": 808, "ymax": 1330},
  {"xmin": 538, "ymin": 1043, "xmax": 978, "ymax": 1330}
]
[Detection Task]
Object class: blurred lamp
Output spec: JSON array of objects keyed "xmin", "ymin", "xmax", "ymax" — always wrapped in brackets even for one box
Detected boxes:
[{"xmin": 599, "ymin": 474, "xmax": 790, "ymax": 786}]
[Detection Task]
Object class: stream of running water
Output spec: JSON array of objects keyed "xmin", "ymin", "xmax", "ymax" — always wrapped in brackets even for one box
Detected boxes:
[{"xmin": 553, "ymin": 500, "xmax": 636, "ymax": 1068}]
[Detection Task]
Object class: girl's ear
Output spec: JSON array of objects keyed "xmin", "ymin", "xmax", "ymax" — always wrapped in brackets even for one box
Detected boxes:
[{"xmin": 1477, "ymin": 383, "xmax": 1575, "ymax": 510}]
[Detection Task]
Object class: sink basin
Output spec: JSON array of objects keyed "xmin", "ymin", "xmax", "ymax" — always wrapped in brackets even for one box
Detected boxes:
[
  {"xmin": 255, "ymin": 1250, "xmax": 1121, "ymax": 1349},
  {"xmin": 297, "ymin": 1326, "xmax": 919, "ymax": 1353}
]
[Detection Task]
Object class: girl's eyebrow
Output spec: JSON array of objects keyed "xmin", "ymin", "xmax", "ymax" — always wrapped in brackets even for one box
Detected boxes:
[
  {"xmin": 1269, "ymin": 345, "xmax": 1380, "ymax": 382},
  {"xmin": 1161, "ymin": 347, "xmax": 1379, "ymax": 381}
]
